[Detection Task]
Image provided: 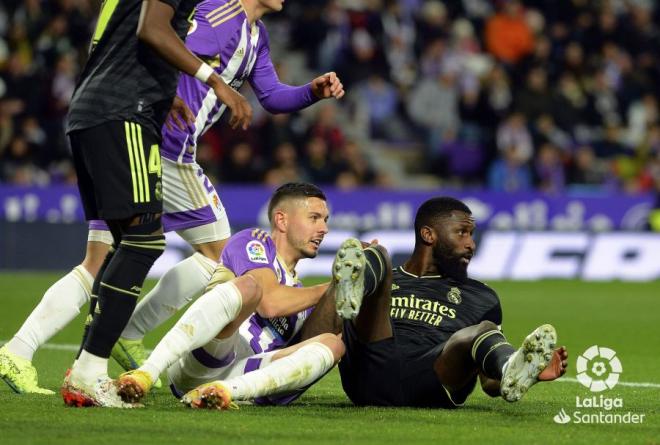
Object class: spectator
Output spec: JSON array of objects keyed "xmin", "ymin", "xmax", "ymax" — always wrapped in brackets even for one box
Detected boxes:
[
  {"xmin": 533, "ymin": 114, "xmax": 572, "ymax": 152},
  {"xmin": 0, "ymin": 0, "xmax": 658, "ymax": 194},
  {"xmin": 430, "ymin": 126, "xmax": 484, "ymax": 183},
  {"xmin": 263, "ymin": 142, "xmax": 307, "ymax": 186},
  {"xmin": 534, "ymin": 143, "xmax": 565, "ymax": 194},
  {"xmin": 514, "ymin": 67, "xmax": 556, "ymax": 123},
  {"xmin": 1, "ymin": 135, "xmax": 48, "ymax": 185},
  {"xmin": 567, "ymin": 145, "xmax": 608, "ymax": 187},
  {"xmin": 336, "ymin": 140, "xmax": 378, "ymax": 186},
  {"xmin": 625, "ymin": 93, "xmax": 658, "ymax": 147},
  {"xmin": 488, "ymin": 146, "xmax": 533, "ymax": 192},
  {"xmin": 496, "ymin": 112, "xmax": 533, "ymax": 164},
  {"xmin": 407, "ymin": 68, "xmax": 460, "ymax": 149},
  {"xmin": 302, "ymin": 136, "xmax": 341, "ymax": 184},
  {"xmin": 220, "ymin": 142, "xmax": 264, "ymax": 184},
  {"xmin": 354, "ymin": 74, "xmax": 405, "ymax": 141},
  {"xmin": 484, "ymin": 0, "xmax": 534, "ymax": 64},
  {"xmin": 307, "ymin": 102, "xmax": 345, "ymax": 152}
]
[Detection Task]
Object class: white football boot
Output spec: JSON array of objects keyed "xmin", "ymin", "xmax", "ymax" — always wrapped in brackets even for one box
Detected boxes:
[
  {"xmin": 332, "ymin": 238, "xmax": 366, "ymax": 320},
  {"xmin": 500, "ymin": 324, "xmax": 557, "ymax": 402}
]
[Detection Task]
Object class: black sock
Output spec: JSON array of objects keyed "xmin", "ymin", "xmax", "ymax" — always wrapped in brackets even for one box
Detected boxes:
[
  {"xmin": 471, "ymin": 330, "xmax": 516, "ymax": 380},
  {"xmin": 83, "ymin": 233, "xmax": 165, "ymax": 358},
  {"xmin": 363, "ymin": 246, "xmax": 386, "ymax": 297},
  {"xmin": 76, "ymin": 246, "xmax": 116, "ymax": 359}
]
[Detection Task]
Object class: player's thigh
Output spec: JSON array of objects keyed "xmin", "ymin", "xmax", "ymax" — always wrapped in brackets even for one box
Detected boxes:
[
  {"xmin": 162, "ymin": 158, "xmax": 230, "ymax": 240},
  {"xmin": 70, "ymin": 121, "xmax": 163, "ymax": 220},
  {"xmin": 338, "ymin": 320, "xmax": 406, "ymax": 406},
  {"xmin": 433, "ymin": 321, "xmax": 497, "ymax": 389},
  {"xmin": 402, "ymin": 342, "xmax": 477, "ymax": 408},
  {"xmin": 271, "ymin": 333, "xmax": 343, "ymax": 362}
]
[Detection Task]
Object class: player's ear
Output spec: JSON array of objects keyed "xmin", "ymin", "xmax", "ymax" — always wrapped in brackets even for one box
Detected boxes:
[
  {"xmin": 420, "ymin": 225, "xmax": 435, "ymax": 245},
  {"xmin": 272, "ymin": 209, "xmax": 287, "ymax": 233}
]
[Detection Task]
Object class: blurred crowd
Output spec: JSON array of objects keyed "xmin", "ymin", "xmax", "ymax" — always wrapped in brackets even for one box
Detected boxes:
[{"xmin": 1, "ymin": 0, "xmax": 660, "ymax": 194}]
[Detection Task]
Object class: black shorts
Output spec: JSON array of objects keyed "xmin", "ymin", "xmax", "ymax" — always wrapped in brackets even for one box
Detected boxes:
[
  {"xmin": 69, "ymin": 121, "xmax": 163, "ymax": 220},
  {"xmin": 338, "ymin": 321, "xmax": 476, "ymax": 408}
]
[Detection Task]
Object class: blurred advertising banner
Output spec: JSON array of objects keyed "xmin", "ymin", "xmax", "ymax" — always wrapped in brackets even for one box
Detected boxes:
[
  {"xmin": 2, "ymin": 186, "xmax": 658, "ymax": 280},
  {"xmin": 150, "ymin": 230, "xmax": 659, "ymax": 281},
  {"xmin": 0, "ymin": 185, "xmax": 654, "ymax": 231}
]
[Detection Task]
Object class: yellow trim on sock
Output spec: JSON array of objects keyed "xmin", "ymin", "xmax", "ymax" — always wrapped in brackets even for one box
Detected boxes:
[
  {"xmin": 471, "ymin": 330, "xmax": 500, "ymax": 361},
  {"xmin": 100, "ymin": 282, "xmax": 140, "ymax": 297}
]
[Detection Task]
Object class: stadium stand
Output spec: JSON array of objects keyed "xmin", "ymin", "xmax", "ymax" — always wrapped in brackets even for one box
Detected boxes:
[{"xmin": 0, "ymin": 0, "xmax": 659, "ymax": 194}]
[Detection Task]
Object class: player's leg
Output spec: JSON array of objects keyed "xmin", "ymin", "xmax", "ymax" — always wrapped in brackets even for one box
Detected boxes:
[
  {"xmin": 74, "ymin": 225, "xmax": 117, "ymax": 359},
  {"xmin": 299, "ymin": 239, "xmax": 393, "ymax": 343},
  {"xmin": 111, "ymin": 241, "xmax": 224, "ymax": 367},
  {"xmin": 117, "ymin": 275, "xmax": 261, "ymax": 403},
  {"xmin": 0, "ymin": 231, "xmax": 110, "ymax": 394},
  {"xmin": 64, "ymin": 121, "xmax": 165, "ymax": 408},
  {"xmin": 181, "ymin": 333, "xmax": 344, "ymax": 409},
  {"xmin": 349, "ymin": 242, "xmax": 393, "ymax": 343},
  {"xmin": 113, "ymin": 159, "xmax": 231, "ymax": 372},
  {"xmin": 433, "ymin": 321, "xmax": 561, "ymax": 403}
]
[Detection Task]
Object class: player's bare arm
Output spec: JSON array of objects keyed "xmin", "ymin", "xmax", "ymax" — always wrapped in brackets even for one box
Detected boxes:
[
  {"xmin": 137, "ymin": 0, "xmax": 252, "ymax": 130},
  {"xmin": 246, "ymin": 268, "xmax": 330, "ymax": 318}
]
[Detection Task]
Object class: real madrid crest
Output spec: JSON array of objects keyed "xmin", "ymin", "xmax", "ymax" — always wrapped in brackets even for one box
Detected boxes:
[{"xmin": 447, "ymin": 287, "xmax": 462, "ymax": 305}]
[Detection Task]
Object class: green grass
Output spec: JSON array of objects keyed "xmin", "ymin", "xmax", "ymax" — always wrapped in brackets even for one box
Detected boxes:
[{"xmin": 1, "ymin": 273, "xmax": 659, "ymax": 444}]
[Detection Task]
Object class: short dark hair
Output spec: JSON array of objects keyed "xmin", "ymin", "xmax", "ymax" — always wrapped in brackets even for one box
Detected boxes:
[
  {"xmin": 267, "ymin": 182, "xmax": 326, "ymax": 223},
  {"xmin": 414, "ymin": 197, "xmax": 471, "ymax": 240}
]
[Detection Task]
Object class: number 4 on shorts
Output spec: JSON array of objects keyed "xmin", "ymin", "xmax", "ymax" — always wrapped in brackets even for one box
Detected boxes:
[{"xmin": 148, "ymin": 144, "xmax": 162, "ymax": 177}]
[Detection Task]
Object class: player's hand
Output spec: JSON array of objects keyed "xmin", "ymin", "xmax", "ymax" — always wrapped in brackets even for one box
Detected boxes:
[
  {"xmin": 360, "ymin": 239, "xmax": 379, "ymax": 249},
  {"xmin": 311, "ymin": 72, "xmax": 345, "ymax": 100},
  {"xmin": 165, "ymin": 96, "xmax": 195, "ymax": 131},
  {"xmin": 210, "ymin": 78, "xmax": 252, "ymax": 130},
  {"xmin": 539, "ymin": 346, "xmax": 568, "ymax": 381}
]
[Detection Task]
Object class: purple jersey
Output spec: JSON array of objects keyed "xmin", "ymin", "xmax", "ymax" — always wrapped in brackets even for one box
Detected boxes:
[
  {"xmin": 161, "ymin": 0, "xmax": 319, "ymax": 163},
  {"xmin": 220, "ymin": 228, "xmax": 312, "ymax": 353}
]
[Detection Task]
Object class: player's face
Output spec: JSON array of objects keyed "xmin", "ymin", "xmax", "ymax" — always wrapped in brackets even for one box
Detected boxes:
[
  {"xmin": 286, "ymin": 197, "xmax": 329, "ymax": 259},
  {"xmin": 433, "ymin": 211, "xmax": 476, "ymax": 281}
]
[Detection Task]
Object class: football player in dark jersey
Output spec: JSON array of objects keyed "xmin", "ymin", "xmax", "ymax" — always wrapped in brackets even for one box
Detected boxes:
[
  {"xmin": 301, "ymin": 196, "xmax": 568, "ymax": 407},
  {"xmin": 62, "ymin": 0, "xmax": 252, "ymax": 408}
]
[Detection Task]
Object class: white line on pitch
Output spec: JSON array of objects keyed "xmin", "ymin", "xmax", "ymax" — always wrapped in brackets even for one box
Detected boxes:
[
  {"xmin": 0, "ymin": 340, "xmax": 154, "ymax": 354},
  {"xmin": 556, "ymin": 377, "xmax": 660, "ymax": 389},
  {"xmin": 3, "ymin": 341, "xmax": 660, "ymax": 389}
]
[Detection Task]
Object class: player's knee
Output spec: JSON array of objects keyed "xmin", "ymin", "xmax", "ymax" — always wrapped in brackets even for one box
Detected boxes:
[
  {"xmin": 448, "ymin": 320, "xmax": 498, "ymax": 349},
  {"xmin": 371, "ymin": 244, "xmax": 392, "ymax": 269},
  {"xmin": 233, "ymin": 275, "xmax": 262, "ymax": 307},
  {"xmin": 81, "ymin": 242, "xmax": 112, "ymax": 277},
  {"xmin": 475, "ymin": 320, "xmax": 498, "ymax": 336},
  {"xmin": 115, "ymin": 217, "xmax": 167, "ymax": 265},
  {"xmin": 316, "ymin": 333, "xmax": 345, "ymax": 362},
  {"xmin": 119, "ymin": 213, "xmax": 163, "ymax": 235}
]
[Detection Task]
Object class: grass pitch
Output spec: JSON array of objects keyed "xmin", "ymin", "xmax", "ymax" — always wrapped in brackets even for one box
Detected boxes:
[{"xmin": 0, "ymin": 273, "xmax": 658, "ymax": 444}]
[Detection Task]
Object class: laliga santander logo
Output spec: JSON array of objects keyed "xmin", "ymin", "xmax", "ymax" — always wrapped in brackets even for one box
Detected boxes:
[
  {"xmin": 553, "ymin": 346, "xmax": 644, "ymax": 425},
  {"xmin": 576, "ymin": 345, "xmax": 622, "ymax": 392}
]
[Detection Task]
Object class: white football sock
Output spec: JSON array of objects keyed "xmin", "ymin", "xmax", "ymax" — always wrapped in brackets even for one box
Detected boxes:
[
  {"xmin": 224, "ymin": 342, "xmax": 335, "ymax": 401},
  {"xmin": 140, "ymin": 281, "xmax": 243, "ymax": 382},
  {"xmin": 72, "ymin": 350, "xmax": 108, "ymax": 384},
  {"xmin": 169, "ymin": 334, "xmax": 240, "ymax": 391},
  {"xmin": 7, "ymin": 265, "xmax": 93, "ymax": 361},
  {"xmin": 121, "ymin": 252, "xmax": 216, "ymax": 340}
]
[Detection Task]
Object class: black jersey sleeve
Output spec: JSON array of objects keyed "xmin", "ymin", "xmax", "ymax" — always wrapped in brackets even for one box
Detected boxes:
[{"xmin": 481, "ymin": 302, "xmax": 502, "ymax": 326}]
